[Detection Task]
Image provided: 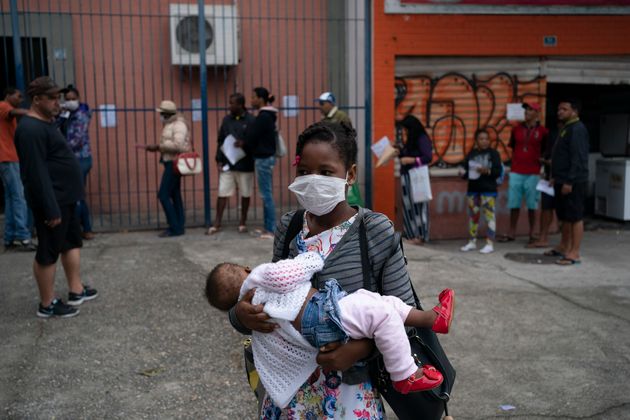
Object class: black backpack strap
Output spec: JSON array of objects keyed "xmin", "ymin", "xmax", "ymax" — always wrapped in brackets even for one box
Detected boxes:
[
  {"xmin": 281, "ymin": 209, "xmax": 306, "ymax": 259},
  {"xmin": 375, "ymin": 231, "xmax": 402, "ymax": 295},
  {"xmin": 358, "ymin": 219, "xmax": 372, "ymax": 291}
]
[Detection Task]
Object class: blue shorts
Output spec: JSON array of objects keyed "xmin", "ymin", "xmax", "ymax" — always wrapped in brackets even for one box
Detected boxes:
[
  {"xmin": 301, "ymin": 279, "xmax": 349, "ymax": 349},
  {"xmin": 507, "ymin": 173, "xmax": 540, "ymax": 210}
]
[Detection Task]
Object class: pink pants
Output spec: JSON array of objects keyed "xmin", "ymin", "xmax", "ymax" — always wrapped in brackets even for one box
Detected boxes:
[{"xmin": 338, "ymin": 289, "xmax": 417, "ymax": 381}]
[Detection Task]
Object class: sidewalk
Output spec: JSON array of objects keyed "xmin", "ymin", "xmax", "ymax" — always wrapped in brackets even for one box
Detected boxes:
[{"xmin": 1, "ymin": 226, "xmax": 629, "ymax": 419}]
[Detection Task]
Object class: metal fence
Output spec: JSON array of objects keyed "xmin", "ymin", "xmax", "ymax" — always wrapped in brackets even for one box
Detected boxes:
[{"xmin": 1, "ymin": 0, "xmax": 371, "ymax": 231}]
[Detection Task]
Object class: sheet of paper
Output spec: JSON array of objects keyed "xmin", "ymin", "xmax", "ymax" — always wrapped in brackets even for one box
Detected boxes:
[
  {"xmin": 506, "ymin": 103, "xmax": 525, "ymax": 121},
  {"xmin": 375, "ymin": 144, "xmax": 398, "ymax": 168},
  {"xmin": 468, "ymin": 160, "xmax": 482, "ymax": 180},
  {"xmin": 371, "ymin": 136, "xmax": 391, "ymax": 158},
  {"xmin": 282, "ymin": 95, "xmax": 299, "ymax": 117},
  {"xmin": 221, "ymin": 134, "xmax": 246, "ymax": 166},
  {"xmin": 536, "ymin": 179, "xmax": 555, "ymax": 196},
  {"xmin": 99, "ymin": 104, "xmax": 116, "ymax": 128},
  {"xmin": 191, "ymin": 98, "xmax": 202, "ymax": 122}
]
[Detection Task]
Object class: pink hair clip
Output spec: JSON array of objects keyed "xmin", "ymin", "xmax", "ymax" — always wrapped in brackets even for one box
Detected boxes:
[{"xmin": 292, "ymin": 155, "xmax": 301, "ymax": 166}]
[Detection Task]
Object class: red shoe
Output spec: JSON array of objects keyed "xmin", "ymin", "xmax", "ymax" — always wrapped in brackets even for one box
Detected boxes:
[
  {"xmin": 392, "ymin": 365, "xmax": 443, "ymax": 394},
  {"xmin": 432, "ymin": 288, "xmax": 455, "ymax": 334}
]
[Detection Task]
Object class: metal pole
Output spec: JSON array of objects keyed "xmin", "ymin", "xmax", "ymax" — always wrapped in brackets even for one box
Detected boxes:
[
  {"xmin": 9, "ymin": 0, "xmax": 25, "ymax": 92},
  {"xmin": 198, "ymin": 0, "xmax": 211, "ymax": 227},
  {"xmin": 363, "ymin": 0, "xmax": 372, "ymax": 209}
]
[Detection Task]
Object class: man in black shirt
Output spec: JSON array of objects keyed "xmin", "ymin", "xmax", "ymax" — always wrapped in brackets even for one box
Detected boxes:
[
  {"xmin": 14, "ymin": 77, "xmax": 98, "ymax": 318},
  {"xmin": 207, "ymin": 93, "xmax": 255, "ymax": 235},
  {"xmin": 548, "ymin": 99, "xmax": 590, "ymax": 266}
]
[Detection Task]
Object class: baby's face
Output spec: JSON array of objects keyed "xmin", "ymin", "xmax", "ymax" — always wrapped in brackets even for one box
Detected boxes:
[
  {"xmin": 229, "ymin": 264, "xmax": 251, "ymax": 289},
  {"xmin": 237, "ymin": 265, "xmax": 251, "ymax": 281}
]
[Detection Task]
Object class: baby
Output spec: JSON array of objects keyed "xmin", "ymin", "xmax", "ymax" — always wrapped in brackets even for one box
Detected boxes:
[{"xmin": 205, "ymin": 251, "xmax": 455, "ymax": 408}]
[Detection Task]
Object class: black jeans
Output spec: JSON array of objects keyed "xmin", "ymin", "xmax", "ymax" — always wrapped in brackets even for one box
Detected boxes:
[{"xmin": 158, "ymin": 161, "xmax": 185, "ymax": 234}]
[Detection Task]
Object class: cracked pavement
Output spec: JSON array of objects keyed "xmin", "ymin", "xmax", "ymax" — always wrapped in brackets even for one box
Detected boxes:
[{"xmin": 1, "ymin": 226, "xmax": 629, "ymax": 419}]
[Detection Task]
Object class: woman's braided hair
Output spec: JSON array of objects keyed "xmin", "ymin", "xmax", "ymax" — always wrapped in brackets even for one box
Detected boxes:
[{"xmin": 296, "ymin": 120, "xmax": 358, "ymax": 169}]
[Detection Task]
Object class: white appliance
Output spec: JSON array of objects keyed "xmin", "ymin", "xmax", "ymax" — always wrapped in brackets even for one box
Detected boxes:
[
  {"xmin": 169, "ymin": 4, "xmax": 239, "ymax": 66},
  {"xmin": 595, "ymin": 158, "xmax": 630, "ymax": 220}
]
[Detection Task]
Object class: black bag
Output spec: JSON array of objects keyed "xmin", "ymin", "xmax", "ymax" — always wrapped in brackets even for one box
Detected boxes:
[
  {"xmin": 358, "ymin": 221, "xmax": 456, "ymax": 420},
  {"xmin": 282, "ymin": 210, "xmax": 456, "ymax": 419}
]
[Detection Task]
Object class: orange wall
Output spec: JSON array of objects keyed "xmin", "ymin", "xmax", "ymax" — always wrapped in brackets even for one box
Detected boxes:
[{"xmin": 373, "ymin": 0, "xmax": 630, "ymax": 220}]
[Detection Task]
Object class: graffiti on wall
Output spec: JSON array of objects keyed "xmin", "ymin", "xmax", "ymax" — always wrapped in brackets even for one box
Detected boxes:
[{"xmin": 395, "ymin": 72, "xmax": 546, "ymax": 166}]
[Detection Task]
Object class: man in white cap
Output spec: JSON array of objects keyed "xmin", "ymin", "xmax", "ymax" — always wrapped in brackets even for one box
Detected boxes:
[
  {"xmin": 144, "ymin": 100, "xmax": 191, "ymax": 237},
  {"xmin": 315, "ymin": 92, "xmax": 352, "ymax": 127}
]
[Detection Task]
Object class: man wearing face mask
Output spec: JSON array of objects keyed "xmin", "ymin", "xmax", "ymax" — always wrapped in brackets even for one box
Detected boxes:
[{"xmin": 57, "ymin": 85, "xmax": 95, "ymax": 240}]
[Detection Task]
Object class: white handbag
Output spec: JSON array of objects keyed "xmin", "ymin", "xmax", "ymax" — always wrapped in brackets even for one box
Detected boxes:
[
  {"xmin": 409, "ymin": 165, "xmax": 432, "ymax": 203},
  {"xmin": 275, "ymin": 131, "xmax": 287, "ymax": 158},
  {"xmin": 174, "ymin": 152, "xmax": 203, "ymax": 176}
]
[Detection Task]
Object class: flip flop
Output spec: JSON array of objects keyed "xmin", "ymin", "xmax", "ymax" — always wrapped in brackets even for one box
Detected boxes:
[
  {"xmin": 205, "ymin": 226, "xmax": 220, "ymax": 235},
  {"xmin": 526, "ymin": 242, "xmax": 549, "ymax": 249},
  {"xmin": 543, "ymin": 249, "xmax": 564, "ymax": 257},
  {"xmin": 555, "ymin": 257, "xmax": 581, "ymax": 266},
  {"xmin": 498, "ymin": 235, "xmax": 515, "ymax": 243},
  {"xmin": 238, "ymin": 225, "xmax": 248, "ymax": 233}
]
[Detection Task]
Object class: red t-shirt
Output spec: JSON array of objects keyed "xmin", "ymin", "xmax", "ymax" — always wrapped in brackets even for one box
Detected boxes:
[
  {"xmin": 0, "ymin": 101, "xmax": 19, "ymax": 162},
  {"xmin": 510, "ymin": 122, "xmax": 548, "ymax": 175}
]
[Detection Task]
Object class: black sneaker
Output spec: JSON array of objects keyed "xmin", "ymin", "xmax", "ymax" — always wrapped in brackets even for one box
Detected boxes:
[
  {"xmin": 12, "ymin": 239, "xmax": 37, "ymax": 252},
  {"xmin": 37, "ymin": 299, "xmax": 79, "ymax": 318},
  {"xmin": 68, "ymin": 285, "xmax": 98, "ymax": 306}
]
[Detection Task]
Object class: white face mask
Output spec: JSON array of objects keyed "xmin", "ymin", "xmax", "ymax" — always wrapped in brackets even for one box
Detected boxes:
[
  {"xmin": 64, "ymin": 100, "xmax": 79, "ymax": 111},
  {"xmin": 288, "ymin": 174, "xmax": 348, "ymax": 216}
]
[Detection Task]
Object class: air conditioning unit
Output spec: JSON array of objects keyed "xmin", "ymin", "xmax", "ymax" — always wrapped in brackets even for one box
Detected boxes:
[{"xmin": 169, "ymin": 4, "xmax": 239, "ymax": 66}]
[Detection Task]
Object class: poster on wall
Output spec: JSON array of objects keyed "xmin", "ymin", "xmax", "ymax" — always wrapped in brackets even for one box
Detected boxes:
[
  {"xmin": 99, "ymin": 104, "xmax": 117, "ymax": 128},
  {"xmin": 385, "ymin": 0, "xmax": 630, "ymax": 14}
]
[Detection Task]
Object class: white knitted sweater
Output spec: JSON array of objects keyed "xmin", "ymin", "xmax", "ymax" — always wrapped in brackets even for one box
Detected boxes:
[{"xmin": 238, "ymin": 252, "xmax": 324, "ymax": 408}]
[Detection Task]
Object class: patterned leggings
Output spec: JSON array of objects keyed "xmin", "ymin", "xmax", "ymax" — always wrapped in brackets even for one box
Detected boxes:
[{"xmin": 467, "ymin": 193, "xmax": 496, "ymax": 242}]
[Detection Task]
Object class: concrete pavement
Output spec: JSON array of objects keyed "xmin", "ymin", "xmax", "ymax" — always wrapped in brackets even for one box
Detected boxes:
[{"xmin": 1, "ymin": 225, "xmax": 629, "ymax": 419}]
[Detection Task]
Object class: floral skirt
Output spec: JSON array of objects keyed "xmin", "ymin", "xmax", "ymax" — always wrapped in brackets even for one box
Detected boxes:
[{"xmin": 260, "ymin": 367, "xmax": 384, "ymax": 420}]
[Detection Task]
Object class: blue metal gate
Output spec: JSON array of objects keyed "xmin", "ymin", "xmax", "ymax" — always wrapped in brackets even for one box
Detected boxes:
[{"xmin": 1, "ymin": 0, "xmax": 371, "ymax": 231}]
